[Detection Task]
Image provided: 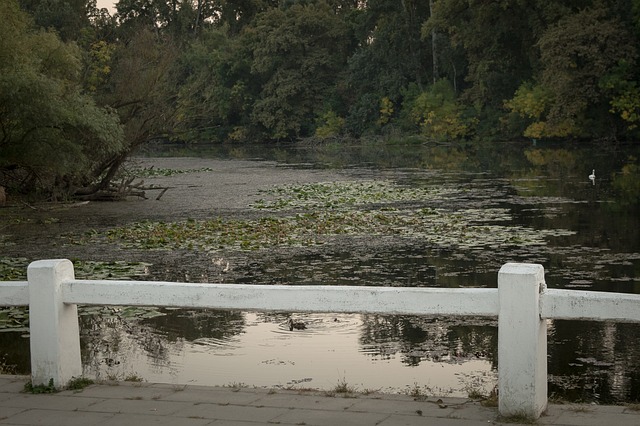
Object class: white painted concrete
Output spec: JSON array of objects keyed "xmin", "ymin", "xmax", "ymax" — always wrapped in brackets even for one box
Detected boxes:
[
  {"xmin": 0, "ymin": 259, "xmax": 638, "ymax": 420},
  {"xmin": 27, "ymin": 260, "xmax": 82, "ymax": 388},
  {"xmin": 498, "ymin": 263, "xmax": 547, "ymax": 418},
  {"xmin": 0, "ymin": 281, "xmax": 28, "ymax": 306},
  {"xmin": 541, "ymin": 288, "xmax": 640, "ymax": 322},
  {"xmin": 63, "ymin": 280, "xmax": 499, "ymax": 316}
]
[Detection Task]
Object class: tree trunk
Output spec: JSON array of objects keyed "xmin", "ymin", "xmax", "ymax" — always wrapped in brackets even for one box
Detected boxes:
[{"xmin": 430, "ymin": 0, "xmax": 439, "ymax": 83}]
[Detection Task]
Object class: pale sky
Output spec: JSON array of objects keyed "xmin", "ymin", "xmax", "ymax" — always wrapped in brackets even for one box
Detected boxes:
[{"xmin": 96, "ymin": 0, "xmax": 116, "ymax": 13}]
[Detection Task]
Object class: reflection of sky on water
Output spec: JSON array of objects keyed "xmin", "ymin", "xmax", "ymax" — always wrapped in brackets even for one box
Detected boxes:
[{"xmin": 83, "ymin": 312, "xmax": 496, "ymax": 396}]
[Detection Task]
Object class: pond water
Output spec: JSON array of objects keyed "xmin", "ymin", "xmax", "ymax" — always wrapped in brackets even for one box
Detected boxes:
[{"xmin": 1, "ymin": 139, "xmax": 639, "ymax": 403}]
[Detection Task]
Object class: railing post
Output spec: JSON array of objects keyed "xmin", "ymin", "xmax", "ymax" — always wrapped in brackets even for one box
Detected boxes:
[
  {"xmin": 498, "ymin": 263, "xmax": 547, "ymax": 419},
  {"xmin": 27, "ymin": 259, "xmax": 82, "ymax": 388}
]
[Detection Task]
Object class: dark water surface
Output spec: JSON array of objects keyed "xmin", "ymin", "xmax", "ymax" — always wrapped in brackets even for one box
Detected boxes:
[{"xmin": 1, "ymin": 140, "xmax": 639, "ymax": 402}]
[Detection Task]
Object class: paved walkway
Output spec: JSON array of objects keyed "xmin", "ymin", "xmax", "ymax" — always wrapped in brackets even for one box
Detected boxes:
[{"xmin": 1, "ymin": 375, "xmax": 638, "ymax": 425}]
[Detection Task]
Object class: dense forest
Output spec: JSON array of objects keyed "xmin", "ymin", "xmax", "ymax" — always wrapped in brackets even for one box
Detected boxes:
[{"xmin": 1, "ymin": 0, "xmax": 640, "ymax": 198}]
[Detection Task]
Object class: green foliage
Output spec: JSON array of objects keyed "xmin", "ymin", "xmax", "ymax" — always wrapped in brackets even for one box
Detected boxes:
[
  {"xmin": 504, "ymin": 7, "xmax": 639, "ymax": 139},
  {"xmin": 536, "ymin": 7, "xmax": 636, "ymax": 138},
  {"xmin": 600, "ymin": 61, "xmax": 640, "ymax": 132},
  {"xmin": 346, "ymin": 93, "xmax": 381, "ymax": 137},
  {"xmin": 249, "ymin": 2, "xmax": 351, "ymax": 139},
  {"xmin": 426, "ymin": 0, "xmax": 542, "ymax": 108},
  {"xmin": 24, "ymin": 379, "xmax": 57, "ymax": 394},
  {"xmin": 173, "ymin": 28, "xmax": 253, "ymax": 142},
  {"xmin": 609, "ymin": 85, "xmax": 640, "ymax": 130},
  {"xmin": 344, "ymin": 0, "xmax": 430, "ymax": 136},
  {"xmin": 612, "ymin": 158, "xmax": 640, "ymax": 205},
  {"xmin": 315, "ymin": 110, "xmax": 346, "ymax": 138},
  {"xmin": 66, "ymin": 377, "xmax": 94, "ymax": 391},
  {"xmin": 410, "ymin": 80, "xmax": 473, "ymax": 141},
  {"xmin": 19, "ymin": 0, "xmax": 91, "ymax": 41},
  {"xmin": 84, "ymin": 40, "xmax": 116, "ymax": 92},
  {"xmin": 96, "ymin": 28, "xmax": 176, "ymax": 177},
  {"xmin": 378, "ymin": 97, "xmax": 394, "ymax": 126},
  {"xmin": 4, "ymin": 0, "xmax": 640, "ymax": 190},
  {"xmin": 115, "ymin": 0, "xmax": 201, "ymax": 42},
  {"xmin": 505, "ymin": 83, "xmax": 552, "ymax": 122},
  {"xmin": 0, "ymin": 0, "xmax": 123, "ymax": 195},
  {"xmin": 505, "ymin": 82, "xmax": 570, "ymax": 138}
]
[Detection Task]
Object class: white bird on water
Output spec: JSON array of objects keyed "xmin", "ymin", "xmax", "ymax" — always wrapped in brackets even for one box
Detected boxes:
[{"xmin": 589, "ymin": 169, "xmax": 595, "ymax": 185}]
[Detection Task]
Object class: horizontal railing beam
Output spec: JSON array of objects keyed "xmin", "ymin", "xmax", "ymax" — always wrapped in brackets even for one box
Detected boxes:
[
  {"xmin": 62, "ymin": 280, "xmax": 499, "ymax": 317},
  {"xmin": 3, "ymin": 259, "xmax": 638, "ymax": 421},
  {"xmin": 0, "ymin": 281, "xmax": 29, "ymax": 306},
  {"xmin": 541, "ymin": 289, "xmax": 640, "ymax": 323}
]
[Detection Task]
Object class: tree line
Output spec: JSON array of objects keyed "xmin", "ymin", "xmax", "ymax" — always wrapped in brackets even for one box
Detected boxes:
[{"xmin": 1, "ymin": 0, "xmax": 639, "ymax": 199}]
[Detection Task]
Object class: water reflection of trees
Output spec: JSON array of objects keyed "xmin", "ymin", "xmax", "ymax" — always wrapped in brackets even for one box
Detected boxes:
[
  {"xmin": 145, "ymin": 309, "xmax": 245, "ymax": 342},
  {"xmin": 76, "ymin": 305, "xmax": 639, "ymax": 403},
  {"xmin": 548, "ymin": 320, "xmax": 640, "ymax": 403},
  {"xmin": 80, "ymin": 308, "xmax": 245, "ymax": 378},
  {"xmin": 80, "ymin": 310, "xmax": 172, "ymax": 377},
  {"xmin": 0, "ymin": 332, "xmax": 30, "ymax": 374},
  {"xmin": 359, "ymin": 314, "xmax": 497, "ymax": 368}
]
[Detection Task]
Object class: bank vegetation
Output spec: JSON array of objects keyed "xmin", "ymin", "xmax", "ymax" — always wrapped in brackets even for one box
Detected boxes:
[{"xmin": 1, "ymin": 0, "xmax": 639, "ymax": 199}]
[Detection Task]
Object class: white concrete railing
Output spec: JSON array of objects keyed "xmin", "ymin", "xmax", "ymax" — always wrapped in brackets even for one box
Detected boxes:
[{"xmin": 1, "ymin": 259, "xmax": 639, "ymax": 419}]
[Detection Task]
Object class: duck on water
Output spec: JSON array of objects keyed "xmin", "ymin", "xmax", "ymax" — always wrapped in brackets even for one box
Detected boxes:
[{"xmin": 288, "ymin": 319, "xmax": 307, "ymax": 331}]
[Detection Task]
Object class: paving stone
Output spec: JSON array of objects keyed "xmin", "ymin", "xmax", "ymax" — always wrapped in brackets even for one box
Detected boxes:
[
  {"xmin": 378, "ymin": 414, "xmax": 500, "ymax": 426},
  {"xmin": 1, "ymin": 394, "xmax": 103, "ymax": 411},
  {"xmin": 0, "ymin": 408, "xmax": 114, "ymax": 425},
  {"xmin": 445, "ymin": 402, "xmax": 500, "ymax": 421},
  {"xmin": 551, "ymin": 409, "xmax": 640, "ymax": 426},
  {"xmin": 97, "ymin": 412, "xmax": 213, "ymax": 426},
  {"xmin": 348, "ymin": 397, "xmax": 457, "ymax": 417},
  {"xmin": 172, "ymin": 402, "xmax": 289, "ymax": 422},
  {"xmin": 1, "ymin": 375, "xmax": 638, "ymax": 426},
  {"xmin": 0, "ymin": 392, "xmax": 20, "ymax": 403},
  {"xmin": 0, "ymin": 406, "xmax": 27, "ymax": 421},
  {"xmin": 66, "ymin": 383, "xmax": 176, "ymax": 400},
  {"xmin": 82, "ymin": 398, "xmax": 192, "ymax": 416},
  {"xmin": 159, "ymin": 386, "xmax": 263, "ymax": 405},
  {"xmin": 253, "ymin": 392, "xmax": 357, "ymax": 411},
  {"xmin": 272, "ymin": 407, "xmax": 390, "ymax": 426},
  {"xmin": 0, "ymin": 377, "xmax": 28, "ymax": 394}
]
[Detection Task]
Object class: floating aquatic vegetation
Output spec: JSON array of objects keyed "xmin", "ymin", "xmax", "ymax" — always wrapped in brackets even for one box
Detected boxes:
[
  {"xmin": 104, "ymin": 207, "xmax": 574, "ymax": 253},
  {"xmin": 103, "ymin": 179, "xmax": 575, "ymax": 253},
  {"xmin": 0, "ymin": 258, "xmax": 151, "ymax": 281},
  {"xmin": 252, "ymin": 180, "xmax": 459, "ymax": 211},
  {"xmin": 74, "ymin": 260, "xmax": 151, "ymax": 280},
  {"xmin": 0, "ymin": 257, "xmax": 28, "ymax": 280},
  {"xmin": 128, "ymin": 167, "xmax": 214, "ymax": 178},
  {"xmin": 0, "ymin": 306, "xmax": 29, "ymax": 334}
]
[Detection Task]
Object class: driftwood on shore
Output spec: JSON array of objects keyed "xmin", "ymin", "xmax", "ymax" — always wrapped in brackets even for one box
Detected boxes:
[{"xmin": 75, "ymin": 176, "xmax": 173, "ymax": 201}]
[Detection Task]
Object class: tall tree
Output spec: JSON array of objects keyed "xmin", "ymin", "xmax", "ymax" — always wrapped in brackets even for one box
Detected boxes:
[
  {"xmin": 345, "ymin": 0, "xmax": 429, "ymax": 136},
  {"xmin": 507, "ymin": 6, "xmax": 637, "ymax": 139},
  {"xmin": 173, "ymin": 27, "xmax": 255, "ymax": 142},
  {"xmin": 116, "ymin": 0, "xmax": 199, "ymax": 41},
  {"xmin": 249, "ymin": 1, "xmax": 352, "ymax": 139},
  {"xmin": 84, "ymin": 28, "xmax": 177, "ymax": 194},
  {"xmin": 0, "ymin": 0, "xmax": 123, "ymax": 197},
  {"xmin": 19, "ymin": 0, "xmax": 91, "ymax": 41},
  {"xmin": 425, "ymin": 0, "xmax": 543, "ymax": 109}
]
